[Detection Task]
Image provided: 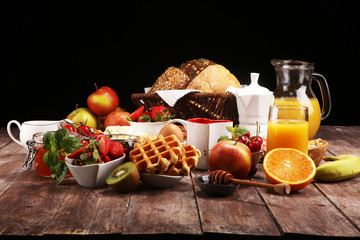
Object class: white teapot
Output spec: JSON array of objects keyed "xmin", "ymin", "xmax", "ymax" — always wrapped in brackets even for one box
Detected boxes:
[{"xmin": 227, "ymin": 73, "xmax": 273, "ymax": 137}]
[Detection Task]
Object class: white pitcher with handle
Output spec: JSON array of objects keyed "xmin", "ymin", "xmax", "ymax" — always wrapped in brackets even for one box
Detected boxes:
[{"xmin": 7, "ymin": 120, "xmax": 61, "ymax": 148}]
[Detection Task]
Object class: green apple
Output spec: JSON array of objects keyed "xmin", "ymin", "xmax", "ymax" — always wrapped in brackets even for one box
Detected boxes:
[{"xmin": 66, "ymin": 107, "xmax": 97, "ymax": 129}]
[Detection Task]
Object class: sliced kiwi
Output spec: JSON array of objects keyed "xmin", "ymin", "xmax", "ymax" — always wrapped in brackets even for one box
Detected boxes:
[{"xmin": 106, "ymin": 162, "xmax": 140, "ymax": 192}]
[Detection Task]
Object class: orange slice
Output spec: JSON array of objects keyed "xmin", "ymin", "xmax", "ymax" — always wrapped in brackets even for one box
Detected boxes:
[{"xmin": 263, "ymin": 148, "xmax": 316, "ymax": 191}]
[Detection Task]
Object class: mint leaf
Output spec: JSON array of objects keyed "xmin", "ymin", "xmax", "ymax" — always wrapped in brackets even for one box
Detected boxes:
[
  {"xmin": 61, "ymin": 137, "xmax": 81, "ymax": 153},
  {"xmin": 226, "ymin": 126, "xmax": 235, "ymax": 133},
  {"xmin": 217, "ymin": 135, "xmax": 230, "ymax": 142},
  {"xmin": 55, "ymin": 161, "xmax": 68, "ymax": 184},
  {"xmin": 43, "ymin": 132, "xmax": 55, "ymax": 150},
  {"xmin": 233, "ymin": 126, "xmax": 249, "ymax": 137},
  {"xmin": 43, "ymin": 150, "xmax": 59, "ymax": 172},
  {"xmin": 54, "ymin": 128, "xmax": 69, "ymax": 150}
]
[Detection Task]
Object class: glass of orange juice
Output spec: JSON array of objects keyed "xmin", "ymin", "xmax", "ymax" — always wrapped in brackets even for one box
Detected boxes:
[{"xmin": 267, "ymin": 105, "xmax": 309, "ymax": 154}]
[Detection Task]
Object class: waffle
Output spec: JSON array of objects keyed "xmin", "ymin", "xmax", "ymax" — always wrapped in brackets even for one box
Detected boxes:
[
  {"xmin": 129, "ymin": 134, "xmax": 200, "ymax": 176},
  {"xmin": 129, "ymin": 135, "xmax": 183, "ymax": 174},
  {"xmin": 166, "ymin": 144, "xmax": 201, "ymax": 176}
]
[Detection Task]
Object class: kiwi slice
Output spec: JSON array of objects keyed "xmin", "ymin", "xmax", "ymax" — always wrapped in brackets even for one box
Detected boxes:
[{"xmin": 106, "ymin": 162, "xmax": 140, "ymax": 192}]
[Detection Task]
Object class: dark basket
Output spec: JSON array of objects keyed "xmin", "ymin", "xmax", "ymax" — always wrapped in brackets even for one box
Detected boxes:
[{"xmin": 131, "ymin": 92, "xmax": 239, "ymax": 125}]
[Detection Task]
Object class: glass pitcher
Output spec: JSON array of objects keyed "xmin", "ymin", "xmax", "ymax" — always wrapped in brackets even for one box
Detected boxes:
[{"xmin": 271, "ymin": 59, "xmax": 331, "ymax": 139}]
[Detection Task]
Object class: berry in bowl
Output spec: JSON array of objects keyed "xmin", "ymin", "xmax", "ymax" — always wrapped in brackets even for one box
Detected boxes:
[
  {"xmin": 65, "ymin": 135, "xmax": 125, "ymax": 188},
  {"xmin": 126, "ymin": 105, "xmax": 176, "ymax": 136}
]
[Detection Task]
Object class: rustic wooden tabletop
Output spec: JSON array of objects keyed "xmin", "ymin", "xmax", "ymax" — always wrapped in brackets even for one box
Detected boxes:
[{"xmin": 0, "ymin": 126, "xmax": 359, "ymax": 240}]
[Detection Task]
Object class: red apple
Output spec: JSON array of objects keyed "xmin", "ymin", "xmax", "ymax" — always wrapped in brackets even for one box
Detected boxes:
[
  {"xmin": 87, "ymin": 86, "xmax": 119, "ymax": 116},
  {"xmin": 209, "ymin": 140, "xmax": 252, "ymax": 179},
  {"xmin": 104, "ymin": 110, "xmax": 130, "ymax": 129}
]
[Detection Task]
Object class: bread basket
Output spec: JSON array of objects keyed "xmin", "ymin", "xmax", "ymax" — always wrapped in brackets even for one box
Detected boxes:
[{"xmin": 131, "ymin": 92, "xmax": 239, "ymax": 125}]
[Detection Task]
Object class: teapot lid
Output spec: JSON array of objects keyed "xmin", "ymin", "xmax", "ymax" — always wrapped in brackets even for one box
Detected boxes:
[{"xmin": 236, "ymin": 73, "xmax": 271, "ymax": 95}]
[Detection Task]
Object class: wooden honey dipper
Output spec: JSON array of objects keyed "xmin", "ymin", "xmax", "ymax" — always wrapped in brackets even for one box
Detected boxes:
[{"xmin": 209, "ymin": 170, "xmax": 291, "ymax": 195}]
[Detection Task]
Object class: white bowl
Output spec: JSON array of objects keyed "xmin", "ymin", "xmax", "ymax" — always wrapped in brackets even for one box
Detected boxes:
[
  {"xmin": 140, "ymin": 173, "xmax": 184, "ymax": 188},
  {"xmin": 65, "ymin": 154, "xmax": 125, "ymax": 188}
]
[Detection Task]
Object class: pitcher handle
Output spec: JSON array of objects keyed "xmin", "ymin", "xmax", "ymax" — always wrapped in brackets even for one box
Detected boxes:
[
  {"xmin": 313, "ymin": 73, "xmax": 332, "ymax": 120},
  {"xmin": 7, "ymin": 120, "xmax": 22, "ymax": 146}
]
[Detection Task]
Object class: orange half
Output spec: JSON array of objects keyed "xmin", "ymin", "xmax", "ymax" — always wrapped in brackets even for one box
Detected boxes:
[{"xmin": 263, "ymin": 148, "xmax": 316, "ymax": 191}]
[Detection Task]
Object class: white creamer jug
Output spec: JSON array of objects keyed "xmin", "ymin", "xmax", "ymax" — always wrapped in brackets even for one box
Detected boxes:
[
  {"xmin": 7, "ymin": 120, "xmax": 61, "ymax": 148},
  {"xmin": 227, "ymin": 73, "xmax": 273, "ymax": 137}
]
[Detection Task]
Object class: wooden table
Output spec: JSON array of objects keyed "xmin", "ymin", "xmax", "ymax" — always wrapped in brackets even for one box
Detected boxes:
[{"xmin": 1, "ymin": 126, "xmax": 360, "ymax": 239}]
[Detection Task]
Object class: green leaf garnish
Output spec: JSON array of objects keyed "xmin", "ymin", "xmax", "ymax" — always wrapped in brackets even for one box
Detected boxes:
[{"xmin": 42, "ymin": 128, "xmax": 81, "ymax": 184}]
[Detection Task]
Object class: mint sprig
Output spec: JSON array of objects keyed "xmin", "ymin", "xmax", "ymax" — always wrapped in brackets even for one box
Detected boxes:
[
  {"xmin": 43, "ymin": 128, "xmax": 81, "ymax": 184},
  {"xmin": 217, "ymin": 125, "xmax": 250, "ymax": 142}
]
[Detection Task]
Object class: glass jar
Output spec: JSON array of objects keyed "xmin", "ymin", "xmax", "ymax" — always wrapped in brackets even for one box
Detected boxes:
[{"xmin": 24, "ymin": 131, "xmax": 79, "ymax": 177}]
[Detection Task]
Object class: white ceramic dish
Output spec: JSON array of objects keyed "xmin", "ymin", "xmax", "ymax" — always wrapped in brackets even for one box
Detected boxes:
[
  {"xmin": 140, "ymin": 173, "xmax": 184, "ymax": 188},
  {"xmin": 65, "ymin": 154, "xmax": 125, "ymax": 188}
]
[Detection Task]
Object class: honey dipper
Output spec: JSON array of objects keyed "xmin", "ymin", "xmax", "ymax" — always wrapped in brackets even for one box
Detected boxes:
[{"xmin": 208, "ymin": 170, "xmax": 291, "ymax": 195}]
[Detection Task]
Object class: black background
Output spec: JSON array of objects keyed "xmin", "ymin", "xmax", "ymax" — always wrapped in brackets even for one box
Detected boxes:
[{"xmin": 2, "ymin": 0, "xmax": 359, "ymax": 127}]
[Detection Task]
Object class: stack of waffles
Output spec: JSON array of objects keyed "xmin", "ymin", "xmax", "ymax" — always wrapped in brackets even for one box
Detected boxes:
[{"xmin": 129, "ymin": 134, "xmax": 200, "ymax": 176}]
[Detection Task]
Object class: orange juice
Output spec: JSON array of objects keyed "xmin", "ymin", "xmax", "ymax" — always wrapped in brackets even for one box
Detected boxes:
[
  {"xmin": 267, "ymin": 119, "xmax": 308, "ymax": 154},
  {"xmin": 273, "ymin": 98, "xmax": 321, "ymax": 139}
]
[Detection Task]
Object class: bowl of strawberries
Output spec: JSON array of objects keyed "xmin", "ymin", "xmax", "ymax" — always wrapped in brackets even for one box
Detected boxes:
[
  {"xmin": 65, "ymin": 135, "xmax": 125, "ymax": 188},
  {"xmin": 127, "ymin": 105, "xmax": 176, "ymax": 135}
]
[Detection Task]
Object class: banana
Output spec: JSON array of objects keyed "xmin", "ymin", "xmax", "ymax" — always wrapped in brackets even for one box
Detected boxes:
[
  {"xmin": 324, "ymin": 154, "xmax": 360, "ymax": 161},
  {"xmin": 315, "ymin": 155, "xmax": 360, "ymax": 182}
]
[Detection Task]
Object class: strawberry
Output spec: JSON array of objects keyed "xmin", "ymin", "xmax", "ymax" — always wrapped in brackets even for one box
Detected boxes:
[
  {"xmin": 67, "ymin": 143, "xmax": 89, "ymax": 159},
  {"xmin": 108, "ymin": 142, "xmax": 124, "ymax": 159},
  {"xmin": 128, "ymin": 106, "xmax": 144, "ymax": 121},
  {"xmin": 102, "ymin": 155, "xmax": 112, "ymax": 163},
  {"xmin": 98, "ymin": 135, "xmax": 111, "ymax": 157},
  {"xmin": 137, "ymin": 111, "xmax": 151, "ymax": 122}
]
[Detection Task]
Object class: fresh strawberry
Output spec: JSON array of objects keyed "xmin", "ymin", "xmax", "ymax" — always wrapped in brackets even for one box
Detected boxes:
[
  {"xmin": 108, "ymin": 142, "xmax": 124, "ymax": 159},
  {"xmin": 128, "ymin": 106, "xmax": 144, "ymax": 121},
  {"xmin": 137, "ymin": 111, "xmax": 151, "ymax": 122},
  {"xmin": 150, "ymin": 106, "xmax": 174, "ymax": 121},
  {"xmin": 102, "ymin": 155, "xmax": 112, "ymax": 163},
  {"xmin": 67, "ymin": 143, "xmax": 89, "ymax": 159},
  {"xmin": 98, "ymin": 135, "xmax": 111, "ymax": 157}
]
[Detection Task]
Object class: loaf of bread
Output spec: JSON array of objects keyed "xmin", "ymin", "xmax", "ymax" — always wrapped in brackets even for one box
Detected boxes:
[
  {"xmin": 186, "ymin": 64, "xmax": 241, "ymax": 92},
  {"xmin": 148, "ymin": 67, "xmax": 190, "ymax": 93},
  {"xmin": 179, "ymin": 58, "xmax": 215, "ymax": 81},
  {"xmin": 148, "ymin": 59, "xmax": 241, "ymax": 93}
]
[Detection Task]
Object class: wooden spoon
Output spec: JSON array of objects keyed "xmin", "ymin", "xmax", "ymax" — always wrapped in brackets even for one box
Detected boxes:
[{"xmin": 209, "ymin": 170, "xmax": 291, "ymax": 195}]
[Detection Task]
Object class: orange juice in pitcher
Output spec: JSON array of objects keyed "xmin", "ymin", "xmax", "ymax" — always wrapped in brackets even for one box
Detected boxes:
[{"xmin": 271, "ymin": 59, "xmax": 331, "ymax": 139}]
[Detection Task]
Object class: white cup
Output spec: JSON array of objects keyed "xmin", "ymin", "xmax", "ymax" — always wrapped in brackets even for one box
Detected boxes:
[
  {"xmin": 169, "ymin": 118, "xmax": 233, "ymax": 169},
  {"xmin": 7, "ymin": 120, "xmax": 61, "ymax": 148}
]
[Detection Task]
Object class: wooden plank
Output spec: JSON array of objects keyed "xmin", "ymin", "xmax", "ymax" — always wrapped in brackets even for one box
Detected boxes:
[
  {"xmin": 43, "ymin": 182, "xmax": 104, "ymax": 235},
  {"xmin": 0, "ymin": 127, "xmax": 18, "ymax": 148},
  {"xmin": 255, "ymin": 166, "xmax": 360, "ymax": 237},
  {"xmin": 313, "ymin": 126, "xmax": 360, "ymax": 231},
  {"xmin": 0, "ymin": 140, "xmax": 27, "ymax": 195},
  {"xmin": 122, "ymin": 175, "xmax": 202, "ymax": 235},
  {"xmin": 88, "ymin": 188, "xmax": 130, "ymax": 234},
  {"xmin": 193, "ymin": 170, "xmax": 281, "ymax": 237},
  {"xmin": 0, "ymin": 170, "xmax": 70, "ymax": 235},
  {"xmin": 315, "ymin": 125, "xmax": 360, "ymax": 156}
]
